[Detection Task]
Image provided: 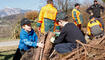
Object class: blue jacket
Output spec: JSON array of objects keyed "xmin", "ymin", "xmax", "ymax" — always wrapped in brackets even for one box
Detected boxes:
[{"xmin": 18, "ymin": 29, "xmax": 38, "ymax": 51}]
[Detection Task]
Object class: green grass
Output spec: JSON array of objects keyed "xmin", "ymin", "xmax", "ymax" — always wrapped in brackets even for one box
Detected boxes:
[
  {"xmin": 0, "ymin": 49, "xmax": 16, "ymax": 60},
  {"xmin": 0, "ymin": 37, "xmax": 10, "ymax": 42}
]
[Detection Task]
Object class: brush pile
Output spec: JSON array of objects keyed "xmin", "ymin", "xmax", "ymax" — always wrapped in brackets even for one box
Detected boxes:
[{"xmin": 51, "ymin": 36, "xmax": 105, "ymax": 60}]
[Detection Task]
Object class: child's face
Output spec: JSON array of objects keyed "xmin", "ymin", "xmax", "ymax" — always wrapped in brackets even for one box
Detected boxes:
[
  {"xmin": 76, "ymin": 5, "xmax": 80, "ymax": 9},
  {"xmin": 22, "ymin": 24, "xmax": 32, "ymax": 32}
]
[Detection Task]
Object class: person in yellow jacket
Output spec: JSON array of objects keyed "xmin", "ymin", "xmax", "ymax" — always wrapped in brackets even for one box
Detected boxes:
[
  {"xmin": 72, "ymin": 3, "xmax": 83, "ymax": 29},
  {"xmin": 37, "ymin": 0, "xmax": 59, "ymax": 34},
  {"xmin": 87, "ymin": 17, "xmax": 104, "ymax": 39}
]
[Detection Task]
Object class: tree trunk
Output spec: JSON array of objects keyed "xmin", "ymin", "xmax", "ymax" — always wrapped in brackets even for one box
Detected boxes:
[
  {"xmin": 34, "ymin": 35, "xmax": 46, "ymax": 60},
  {"xmin": 42, "ymin": 32, "xmax": 55, "ymax": 60}
]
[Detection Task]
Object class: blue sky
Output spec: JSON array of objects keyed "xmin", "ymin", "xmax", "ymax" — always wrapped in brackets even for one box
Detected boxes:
[
  {"xmin": 0, "ymin": 0, "xmax": 103, "ymax": 11},
  {"xmin": 0, "ymin": 0, "xmax": 46, "ymax": 10}
]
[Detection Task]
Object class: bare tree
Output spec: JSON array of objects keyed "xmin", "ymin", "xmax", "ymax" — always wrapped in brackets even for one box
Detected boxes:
[{"xmin": 53, "ymin": 0, "xmax": 78, "ymax": 12}]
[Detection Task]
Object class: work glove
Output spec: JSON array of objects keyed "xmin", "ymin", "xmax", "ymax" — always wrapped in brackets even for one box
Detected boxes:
[
  {"xmin": 85, "ymin": 35, "xmax": 89, "ymax": 40},
  {"xmin": 54, "ymin": 32, "xmax": 60, "ymax": 37},
  {"xmin": 37, "ymin": 42, "xmax": 44, "ymax": 48},
  {"xmin": 50, "ymin": 37, "xmax": 55, "ymax": 43},
  {"xmin": 50, "ymin": 32, "xmax": 60, "ymax": 43},
  {"xmin": 90, "ymin": 13, "xmax": 93, "ymax": 16},
  {"xmin": 86, "ymin": 32, "xmax": 89, "ymax": 35}
]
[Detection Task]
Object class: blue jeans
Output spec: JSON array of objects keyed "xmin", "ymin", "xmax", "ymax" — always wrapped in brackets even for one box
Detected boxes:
[{"xmin": 54, "ymin": 43, "xmax": 77, "ymax": 54}]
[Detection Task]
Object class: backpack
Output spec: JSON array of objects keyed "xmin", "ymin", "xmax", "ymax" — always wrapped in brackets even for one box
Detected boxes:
[{"xmin": 89, "ymin": 19, "xmax": 103, "ymax": 36}]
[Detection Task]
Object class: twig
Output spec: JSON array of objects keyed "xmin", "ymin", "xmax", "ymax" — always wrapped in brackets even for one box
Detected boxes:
[
  {"xmin": 76, "ymin": 40, "xmax": 88, "ymax": 60},
  {"xmin": 96, "ymin": 36, "xmax": 105, "ymax": 45},
  {"xmin": 49, "ymin": 50, "xmax": 56, "ymax": 58},
  {"xmin": 39, "ymin": 34, "xmax": 46, "ymax": 60},
  {"xmin": 62, "ymin": 47, "xmax": 84, "ymax": 59}
]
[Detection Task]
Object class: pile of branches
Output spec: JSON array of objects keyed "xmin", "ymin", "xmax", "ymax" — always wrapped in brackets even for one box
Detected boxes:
[
  {"xmin": 20, "ymin": 33, "xmax": 105, "ymax": 60},
  {"xmin": 52, "ymin": 36, "xmax": 105, "ymax": 60}
]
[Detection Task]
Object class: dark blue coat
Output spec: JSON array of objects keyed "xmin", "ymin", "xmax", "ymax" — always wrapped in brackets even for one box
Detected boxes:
[
  {"xmin": 54, "ymin": 23, "xmax": 86, "ymax": 44},
  {"xmin": 54, "ymin": 23, "xmax": 86, "ymax": 54}
]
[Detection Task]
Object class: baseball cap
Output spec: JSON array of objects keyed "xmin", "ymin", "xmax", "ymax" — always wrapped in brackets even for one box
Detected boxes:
[
  {"xmin": 20, "ymin": 18, "xmax": 33, "ymax": 26},
  {"xmin": 56, "ymin": 12, "xmax": 68, "ymax": 22}
]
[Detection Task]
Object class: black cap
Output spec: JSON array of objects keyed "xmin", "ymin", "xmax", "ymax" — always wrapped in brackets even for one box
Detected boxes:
[
  {"xmin": 75, "ymin": 3, "xmax": 80, "ymax": 7},
  {"xmin": 21, "ymin": 18, "xmax": 33, "ymax": 26},
  {"xmin": 94, "ymin": 0, "xmax": 97, "ymax": 2},
  {"xmin": 47, "ymin": 0, "xmax": 53, "ymax": 4},
  {"xmin": 56, "ymin": 12, "xmax": 68, "ymax": 22}
]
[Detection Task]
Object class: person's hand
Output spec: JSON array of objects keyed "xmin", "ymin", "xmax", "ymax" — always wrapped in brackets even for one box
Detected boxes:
[
  {"xmin": 101, "ymin": 12, "xmax": 103, "ymax": 15},
  {"xmin": 86, "ymin": 32, "xmax": 89, "ymax": 34},
  {"xmin": 38, "ymin": 27, "xmax": 41, "ymax": 32},
  {"xmin": 37, "ymin": 42, "xmax": 44, "ymax": 48},
  {"xmin": 54, "ymin": 32, "xmax": 60, "ymax": 36},
  {"xmin": 85, "ymin": 35, "xmax": 89, "ymax": 40},
  {"xmin": 90, "ymin": 13, "xmax": 93, "ymax": 16},
  {"xmin": 50, "ymin": 37, "xmax": 55, "ymax": 43}
]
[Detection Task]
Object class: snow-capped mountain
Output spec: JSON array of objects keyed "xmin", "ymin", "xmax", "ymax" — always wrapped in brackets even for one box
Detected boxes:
[{"xmin": 0, "ymin": 8, "xmax": 30, "ymax": 17}]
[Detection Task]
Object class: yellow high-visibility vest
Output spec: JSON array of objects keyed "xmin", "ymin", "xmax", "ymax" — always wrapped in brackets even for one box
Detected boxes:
[{"xmin": 72, "ymin": 8, "xmax": 82, "ymax": 25}]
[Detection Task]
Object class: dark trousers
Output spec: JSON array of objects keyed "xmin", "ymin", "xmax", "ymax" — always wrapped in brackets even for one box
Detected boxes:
[
  {"xmin": 13, "ymin": 48, "xmax": 25, "ymax": 60},
  {"xmin": 54, "ymin": 43, "xmax": 76, "ymax": 54}
]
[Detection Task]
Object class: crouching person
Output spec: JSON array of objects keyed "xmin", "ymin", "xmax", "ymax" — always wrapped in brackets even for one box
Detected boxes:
[
  {"xmin": 87, "ymin": 17, "xmax": 104, "ymax": 40},
  {"xmin": 13, "ymin": 18, "xmax": 43, "ymax": 60},
  {"xmin": 50, "ymin": 12, "xmax": 86, "ymax": 54}
]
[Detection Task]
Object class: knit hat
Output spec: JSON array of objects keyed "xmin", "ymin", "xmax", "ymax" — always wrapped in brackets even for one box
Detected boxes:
[{"xmin": 56, "ymin": 12, "xmax": 68, "ymax": 22}]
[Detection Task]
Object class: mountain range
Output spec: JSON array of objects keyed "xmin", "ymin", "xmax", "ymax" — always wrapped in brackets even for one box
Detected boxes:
[{"xmin": 0, "ymin": 8, "xmax": 30, "ymax": 17}]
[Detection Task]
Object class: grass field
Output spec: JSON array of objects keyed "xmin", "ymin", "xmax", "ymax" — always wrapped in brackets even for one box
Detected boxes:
[
  {"xmin": 0, "ymin": 37, "xmax": 19, "ymax": 42},
  {"xmin": 0, "ymin": 37, "xmax": 10, "ymax": 42},
  {"xmin": 0, "ymin": 46, "xmax": 18, "ymax": 60}
]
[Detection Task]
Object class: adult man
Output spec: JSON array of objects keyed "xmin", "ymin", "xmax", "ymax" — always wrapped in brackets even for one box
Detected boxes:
[
  {"xmin": 37, "ymin": 0, "xmax": 58, "ymax": 34},
  {"xmin": 51, "ymin": 12, "xmax": 86, "ymax": 54},
  {"xmin": 72, "ymin": 3, "xmax": 83, "ymax": 29},
  {"xmin": 86, "ymin": 0, "xmax": 104, "ymax": 29},
  {"xmin": 86, "ymin": 0, "xmax": 104, "ymax": 18}
]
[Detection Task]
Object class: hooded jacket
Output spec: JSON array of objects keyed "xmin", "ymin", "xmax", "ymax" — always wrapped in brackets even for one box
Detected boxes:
[{"xmin": 18, "ymin": 29, "xmax": 38, "ymax": 51}]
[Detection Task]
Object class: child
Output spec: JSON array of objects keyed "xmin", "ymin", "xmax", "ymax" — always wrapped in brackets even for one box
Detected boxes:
[{"xmin": 13, "ymin": 18, "xmax": 43, "ymax": 60}]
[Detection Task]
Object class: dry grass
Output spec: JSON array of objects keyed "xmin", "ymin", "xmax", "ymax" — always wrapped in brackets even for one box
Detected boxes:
[
  {"xmin": 0, "ymin": 46, "xmax": 18, "ymax": 51},
  {"xmin": 0, "ymin": 46, "xmax": 17, "ymax": 60}
]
